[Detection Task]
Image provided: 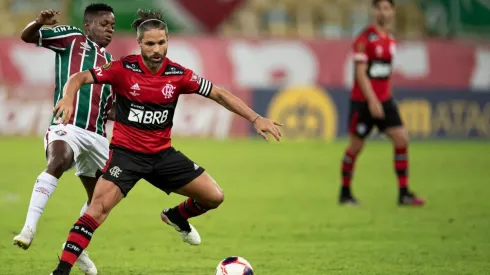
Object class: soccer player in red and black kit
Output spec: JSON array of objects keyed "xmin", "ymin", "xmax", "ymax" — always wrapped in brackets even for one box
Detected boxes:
[
  {"xmin": 48, "ymin": 9, "xmax": 282, "ymax": 275},
  {"xmin": 339, "ymin": 0, "xmax": 424, "ymax": 206}
]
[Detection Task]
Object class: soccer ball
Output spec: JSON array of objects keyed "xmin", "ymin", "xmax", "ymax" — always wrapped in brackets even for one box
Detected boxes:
[{"xmin": 215, "ymin": 256, "xmax": 254, "ymax": 275}]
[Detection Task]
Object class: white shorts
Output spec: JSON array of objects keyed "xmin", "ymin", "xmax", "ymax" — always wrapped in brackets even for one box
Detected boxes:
[{"xmin": 43, "ymin": 124, "xmax": 109, "ymax": 177}]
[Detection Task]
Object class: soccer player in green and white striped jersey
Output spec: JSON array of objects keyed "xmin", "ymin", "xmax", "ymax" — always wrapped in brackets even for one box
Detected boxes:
[{"xmin": 13, "ymin": 4, "xmax": 116, "ymax": 275}]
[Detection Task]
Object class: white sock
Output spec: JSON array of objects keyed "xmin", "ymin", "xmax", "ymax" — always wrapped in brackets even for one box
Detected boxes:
[
  {"xmin": 22, "ymin": 172, "xmax": 58, "ymax": 233},
  {"xmin": 79, "ymin": 202, "xmax": 88, "ymax": 217}
]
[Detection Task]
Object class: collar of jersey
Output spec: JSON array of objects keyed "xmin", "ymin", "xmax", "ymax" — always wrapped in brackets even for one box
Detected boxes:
[
  {"xmin": 370, "ymin": 24, "xmax": 389, "ymax": 38},
  {"xmin": 84, "ymin": 35, "xmax": 106, "ymax": 52}
]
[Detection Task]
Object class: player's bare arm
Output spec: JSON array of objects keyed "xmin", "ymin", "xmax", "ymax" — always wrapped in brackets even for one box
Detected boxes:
[
  {"xmin": 355, "ymin": 62, "xmax": 384, "ymax": 119},
  {"xmin": 21, "ymin": 9, "xmax": 59, "ymax": 43},
  {"xmin": 53, "ymin": 70, "xmax": 95, "ymax": 124},
  {"xmin": 208, "ymin": 86, "xmax": 283, "ymax": 141}
]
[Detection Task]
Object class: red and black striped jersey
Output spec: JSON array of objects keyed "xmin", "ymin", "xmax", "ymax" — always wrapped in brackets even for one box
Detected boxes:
[
  {"xmin": 351, "ymin": 25, "xmax": 396, "ymax": 102},
  {"xmin": 89, "ymin": 55, "xmax": 213, "ymax": 154}
]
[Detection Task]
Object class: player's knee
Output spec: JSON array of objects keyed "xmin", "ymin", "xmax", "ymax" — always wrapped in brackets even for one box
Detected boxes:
[
  {"xmin": 203, "ymin": 188, "xmax": 224, "ymax": 209},
  {"xmin": 392, "ymin": 129, "xmax": 409, "ymax": 147},
  {"xmin": 46, "ymin": 155, "xmax": 72, "ymax": 177},
  {"xmin": 85, "ymin": 200, "xmax": 109, "ymax": 224},
  {"xmin": 348, "ymin": 139, "xmax": 364, "ymax": 154},
  {"xmin": 394, "ymin": 137, "xmax": 408, "ymax": 148}
]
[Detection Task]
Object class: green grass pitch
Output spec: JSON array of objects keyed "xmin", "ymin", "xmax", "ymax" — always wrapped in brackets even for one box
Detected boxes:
[{"xmin": 0, "ymin": 137, "xmax": 489, "ymax": 275}]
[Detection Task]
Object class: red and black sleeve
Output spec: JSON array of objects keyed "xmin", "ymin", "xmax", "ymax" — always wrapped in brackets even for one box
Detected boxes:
[
  {"xmin": 180, "ymin": 68, "xmax": 213, "ymax": 97},
  {"xmin": 89, "ymin": 60, "xmax": 122, "ymax": 87}
]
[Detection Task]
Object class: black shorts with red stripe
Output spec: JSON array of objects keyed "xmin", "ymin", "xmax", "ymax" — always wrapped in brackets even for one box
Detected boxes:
[
  {"xmin": 348, "ymin": 97, "xmax": 403, "ymax": 138},
  {"xmin": 99, "ymin": 146, "xmax": 205, "ymax": 197}
]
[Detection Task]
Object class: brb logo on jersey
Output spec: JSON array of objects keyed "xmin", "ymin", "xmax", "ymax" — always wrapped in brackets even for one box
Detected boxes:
[
  {"xmin": 162, "ymin": 84, "xmax": 175, "ymax": 99},
  {"xmin": 369, "ymin": 62, "xmax": 392, "ymax": 78},
  {"xmin": 128, "ymin": 104, "xmax": 169, "ymax": 125}
]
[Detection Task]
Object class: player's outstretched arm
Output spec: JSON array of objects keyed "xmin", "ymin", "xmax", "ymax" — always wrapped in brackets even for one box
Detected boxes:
[
  {"xmin": 208, "ymin": 86, "xmax": 283, "ymax": 141},
  {"xmin": 21, "ymin": 9, "xmax": 59, "ymax": 43},
  {"xmin": 53, "ymin": 71, "xmax": 95, "ymax": 125}
]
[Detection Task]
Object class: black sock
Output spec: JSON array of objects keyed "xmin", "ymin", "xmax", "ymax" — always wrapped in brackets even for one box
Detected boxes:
[
  {"xmin": 56, "ymin": 260, "xmax": 73, "ymax": 272},
  {"xmin": 399, "ymin": 186, "xmax": 408, "ymax": 196},
  {"xmin": 341, "ymin": 186, "xmax": 352, "ymax": 197},
  {"xmin": 166, "ymin": 208, "xmax": 191, "ymax": 231}
]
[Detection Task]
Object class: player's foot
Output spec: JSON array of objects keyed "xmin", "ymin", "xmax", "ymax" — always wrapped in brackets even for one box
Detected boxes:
[
  {"xmin": 50, "ymin": 258, "xmax": 73, "ymax": 275},
  {"xmin": 50, "ymin": 267, "xmax": 70, "ymax": 275},
  {"xmin": 62, "ymin": 242, "xmax": 97, "ymax": 275},
  {"xmin": 398, "ymin": 191, "xmax": 425, "ymax": 206},
  {"xmin": 13, "ymin": 226, "xmax": 35, "ymax": 250},
  {"xmin": 161, "ymin": 208, "xmax": 201, "ymax": 246},
  {"xmin": 339, "ymin": 195, "xmax": 359, "ymax": 205},
  {"xmin": 339, "ymin": 187, "xmax": 359, "ymax": 205}
]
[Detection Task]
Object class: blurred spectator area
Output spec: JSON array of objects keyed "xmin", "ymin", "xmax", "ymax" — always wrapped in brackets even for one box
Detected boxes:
[
  {"xmin": 0, "ymin": 0, "xmax": 425, "ymax": 39},
  {"xmin": 0, "ymin": 0, "xmax": 66, "ymax": 36},
  {"xmin": 220, "ymin": 0, "xmax": 426, "ymax": 38}
]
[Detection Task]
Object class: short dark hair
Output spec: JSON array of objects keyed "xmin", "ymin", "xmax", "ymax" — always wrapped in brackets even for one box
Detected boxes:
[
  {"xmin": 372, "ymin": 0, "xmax": 394, "ymax": 7},
  {"xmin": 131, "ymin": 9, "xmax": 168, "ymax": 39},
  {"xmin": 84, "ymin": 3, "xmax": 114, "ymax": 23}
]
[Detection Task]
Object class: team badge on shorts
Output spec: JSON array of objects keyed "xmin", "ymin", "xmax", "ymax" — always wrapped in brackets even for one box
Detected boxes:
[
  {"xmin": 356, "ymin": 123, "xmax": 367, "ymax": 135},
  {"xmin": 55, "ymin": 130, "xmax": 67, "ymax": 136},
  {"xmin": 109, "ymin": 166, "xmax": 122, "ymax": 178}
]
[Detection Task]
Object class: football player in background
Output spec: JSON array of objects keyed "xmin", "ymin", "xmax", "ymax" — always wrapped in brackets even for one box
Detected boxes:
[{"xmin": 339, "ymin": 0, "xmax": 425, "ymax": 206}]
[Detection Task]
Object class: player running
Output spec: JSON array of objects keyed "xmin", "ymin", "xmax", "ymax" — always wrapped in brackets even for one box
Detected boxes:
[
  {"xmin": 48, "ymin": 9, "xmax": 282, "ymax": 275},
  {"xmin": 13, "ymin": 4, "xmax": 116, "ymax": 274},
  {"xmin": 339, "ymin": 0, "xmax": 424, "ymax": 206}
]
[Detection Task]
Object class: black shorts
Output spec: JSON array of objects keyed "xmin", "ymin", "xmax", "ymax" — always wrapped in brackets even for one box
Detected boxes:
[
  {"xmin": 101, "ymin": 146, "xmax": 205, "ymax": 197},
  {"xmin": 348, "ymin": 98, "xmax": 403, "ymax": 139}
]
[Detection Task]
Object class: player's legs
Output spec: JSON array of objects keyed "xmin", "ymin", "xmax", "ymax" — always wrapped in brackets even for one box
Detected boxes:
[
  {"xmin": 173, "ymin": 172, "xmax": 224, "ymax": 213},
  {"xmin": 46, "ymin": 140, "xmax": 76, "ymax": 177},
  {"xmin": 71, "ymin": 175, "xmax": 98, "ymax": 274},
  {"xmin": 51, "ymin": 146, "xmax": 143, "ymax": 275},
  {"xmin": 385, "ymin": 126, "xmax": 424, "ymax": 205},
  {"xmin": 75, "ymin": 130, "xmax": 111, "ymax": 206},
  {"xmin": 148, "ymin": 148, "xmax": 222, "ymax": 245},
  {"xmin": 79, "ymin": 176, "xmax": 96, "ymax": 205},
  {"xmin": 56, "ymin": 128, "xmax": 110, "ymax": 275},
  {"xmin": 161, "ymin": 172, "xmax": 223, "ymax": 246},
  {"xmin": 340, "ymin": 135, "xmax": 365, "ymax": 204},
  {"xmin": 85, "ymin": 177, "xmax": 124, "ymax": 224},
  {"xmin": 51, "ymin": 177, "xmax": 125, "ymax": 275},
  {"xmin": 381, "ymin": 99, "xmax": 424, "ymax": 206},
  {"xmin": 14, "ymin": 139, "xmax": 77, "ymax": 249},
  {"xmin": 339, "ymin": 101, "xmax": 373, "ymax": 205}
]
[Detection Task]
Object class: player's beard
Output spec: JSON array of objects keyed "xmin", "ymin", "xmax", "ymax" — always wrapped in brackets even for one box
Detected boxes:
[
  {"xmin": 142, "ymin": 54, "xmax": 163, "ymax": 69},
  {"xmin": 377, "ymin": 15, "xmax": 392, "ymax": 29}
]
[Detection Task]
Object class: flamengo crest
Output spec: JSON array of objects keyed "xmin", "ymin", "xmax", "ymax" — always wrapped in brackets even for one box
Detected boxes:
[{"xmin": 162, "ymin": 84, "xmax": 175, "ymax": 99}]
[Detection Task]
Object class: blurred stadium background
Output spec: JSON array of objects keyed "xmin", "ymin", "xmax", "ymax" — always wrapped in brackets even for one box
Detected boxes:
[
  {"xmin": 0, "ymin": 1, "xmax": 489, "ymax": 274},
  {"xmin": 1, "ymin": 0, "xmax": 490, "ymax": 139}
]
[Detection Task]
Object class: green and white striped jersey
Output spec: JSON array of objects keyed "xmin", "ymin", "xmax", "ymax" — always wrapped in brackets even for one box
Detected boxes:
[{"xmin": 39, "ymin": 25, "xmax": 114, "ymax": 136}]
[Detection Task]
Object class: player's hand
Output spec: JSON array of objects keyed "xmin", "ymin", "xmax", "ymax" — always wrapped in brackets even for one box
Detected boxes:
[
  {"xmin": 253, "ymin": 116, "xmax": 283, "ymax": 141},
  {"xmin": 53, "ymin": 97, "xmax": 74, "ymax": 125},
  {"xmin": 35, "ymin": 9, "xmax": 60, "ymax": 25},
  {"xmin": 368, "ymin": 100, "xmax": 385, "ymax": 119}
]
